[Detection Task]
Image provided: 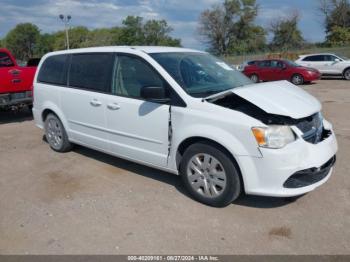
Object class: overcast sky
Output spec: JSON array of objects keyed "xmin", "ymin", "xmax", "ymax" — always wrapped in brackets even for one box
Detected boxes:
[{"xmin": 0, "ymin": 0, "xmax": 325, "ymax": 49}]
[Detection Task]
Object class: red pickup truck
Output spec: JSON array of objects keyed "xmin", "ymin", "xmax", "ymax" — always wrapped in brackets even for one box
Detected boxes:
[{"xmin": 0, "ymin": 48, "xmax": 38, "ymax": 109}]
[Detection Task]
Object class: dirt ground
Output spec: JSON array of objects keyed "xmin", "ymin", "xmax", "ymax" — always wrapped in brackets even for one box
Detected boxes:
[{"xmin": 0, "ymin": 79, "xmax": 349, "ymax": 255}]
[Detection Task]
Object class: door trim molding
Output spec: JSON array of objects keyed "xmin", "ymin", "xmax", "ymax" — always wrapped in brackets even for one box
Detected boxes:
[{"xmin": 68, "ymin": 119, "xmax": 163, "ymax": 145}]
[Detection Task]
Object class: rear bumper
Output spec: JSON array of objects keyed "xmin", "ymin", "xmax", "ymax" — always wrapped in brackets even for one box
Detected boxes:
[
  {"xmin": 32, "ymin": 107, "xmax": 44, "ymax": 129},
  {"xmin": 0, "ymin": 92, "xmax": 32, "ymax": 106}
]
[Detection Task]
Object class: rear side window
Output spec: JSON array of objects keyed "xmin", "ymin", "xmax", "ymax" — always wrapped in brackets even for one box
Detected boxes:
[
  {"xmin": 38, "ymin": 55, "xmax": 68, "ymax": 85},
  {"xmin": 0, "ymin": 52, "xmax": 14, "ymax": 67},
  {"xmin": 302, "ymin": 55, "xmax": 324, "ymax": 62},
  {"xmin": 69, "ymin": 53, "xmax": 114, "ymax": 93},
  {"xmin": 258, "ymin": 60, "xmax": 271, "ymax": 67}
]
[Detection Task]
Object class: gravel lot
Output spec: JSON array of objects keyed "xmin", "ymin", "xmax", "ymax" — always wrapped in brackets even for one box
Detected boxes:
[{"xmin": 0, "ymin": 79, "xmax": 349, "ymax": 255}]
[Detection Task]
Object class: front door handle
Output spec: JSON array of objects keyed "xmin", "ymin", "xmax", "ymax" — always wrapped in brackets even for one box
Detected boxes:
[
  {"xmin": 90, "ymin": 99, "xmax": 102, "ymax": 107},
  {"xmin": 12, "ymin": 79, "xmax": 22, "ymax": 83},
  {"xmin": 9, "ymin": 69, "xmax": 21, "ymax": 76},
  {"xmin": 107, "ymin": 103, "xmax": 120, "ymax": 110}
]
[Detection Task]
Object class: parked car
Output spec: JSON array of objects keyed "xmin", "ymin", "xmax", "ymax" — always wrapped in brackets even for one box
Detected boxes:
[
  {"xmin": 33, "ymin": 47, "xmax": 337, "ymax": 207},
  {"xmin": 0, "ymin": 48, "xmax": 37, "ymax": 109},
  {"xmin": 243, "ymin": 59, "xmax": 321, "ymax": 85},
  {"xmin": 236, "ymin": 60, "xmax": 257, "ymax": 71},
  {"xmin": 295, "ymin": 53, "xmax": 350, "ymax": 80}
]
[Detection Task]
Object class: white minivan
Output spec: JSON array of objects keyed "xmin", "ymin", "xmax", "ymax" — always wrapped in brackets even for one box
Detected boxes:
[{"xmin": 33, "ymin": 47, "xmax": 338, "ymax": 207}]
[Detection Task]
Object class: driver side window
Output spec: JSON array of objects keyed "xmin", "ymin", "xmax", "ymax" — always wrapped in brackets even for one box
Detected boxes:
[
  {"xmin": 0, "ymin": 52, "xmax": 14, "ymax": 67},
  {"xmin": 113, "ymin": 54, "xmax": 165, "ymax": 99}
]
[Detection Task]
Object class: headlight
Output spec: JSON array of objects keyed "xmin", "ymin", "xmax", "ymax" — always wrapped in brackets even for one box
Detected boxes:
[{"xmin": 252, "ymin": 125, "xmax": 296, "ymax": 149}]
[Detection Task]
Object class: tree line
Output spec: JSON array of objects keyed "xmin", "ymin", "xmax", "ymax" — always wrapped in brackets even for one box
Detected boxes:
[
  {"xmin": 0, "ymin": 0, "xmax": 349, "ymax": 60},
  {"xmin": 0, "ymin": 16, "xmax": 181, "ymax": 61},
  {"xmin": 199, "ymin": 0, "xmax": 350, "ymax": 55}
]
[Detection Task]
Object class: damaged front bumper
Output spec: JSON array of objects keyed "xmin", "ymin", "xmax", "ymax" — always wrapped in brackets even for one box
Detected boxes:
[{"xmin": 236, "ymin": 119, "xmax": 338, "ymax": 197}]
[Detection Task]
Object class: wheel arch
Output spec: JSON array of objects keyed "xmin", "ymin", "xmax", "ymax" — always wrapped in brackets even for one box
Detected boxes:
[
  {"xmin": 40, "ymin": 102, "xmax": 69, "ymax": 132},
  {"xmin": 249, "ymin": 73, "xmax": 259, "ymax": 82},
  {"xmin": 291, "ymin": 73, "xmax": 304, "ymax": 84},
  {"xmin": 343, "ymin": 66, "xmax": 350, "ymax": 77},
  {"xmin": 175, "ymin": 136, "xmax": 246, "ymax": 192}
]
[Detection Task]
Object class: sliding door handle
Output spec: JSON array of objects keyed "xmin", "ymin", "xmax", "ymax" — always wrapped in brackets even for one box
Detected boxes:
[
  {"xmin": 107, "ymin": 103, "xmax": 120, "ymax": 110},
  {"xmin": 90, "ymin": 99, "xmax": 102, "ymax": 107}
]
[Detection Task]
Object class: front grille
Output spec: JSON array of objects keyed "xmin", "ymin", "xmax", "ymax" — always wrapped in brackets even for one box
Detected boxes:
[
  {"xmin": 283, "ymin": 156, "xmax": 336, "ymax": 188},
  {"xmin": 296, "ymin": 113, "xmax": 324, "ymax": 144}
]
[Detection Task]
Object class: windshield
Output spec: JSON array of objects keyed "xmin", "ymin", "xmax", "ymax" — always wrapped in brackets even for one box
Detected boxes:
[
  {"xmin": 150, "ymin": 52, "xmax": 252, "ymax": 98},
  {"xmin": 285, "ymin": 60, "xmax": 301, "ymax": 67}
]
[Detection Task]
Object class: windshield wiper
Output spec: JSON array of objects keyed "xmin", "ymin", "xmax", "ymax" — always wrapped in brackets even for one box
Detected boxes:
[
  {"xmin": 190, "ymin": 90, "xmax": 221, "ymax": 97},
  {"xmin": 202, "ymin": 85, "xmax": 245, "ymax": 102}
]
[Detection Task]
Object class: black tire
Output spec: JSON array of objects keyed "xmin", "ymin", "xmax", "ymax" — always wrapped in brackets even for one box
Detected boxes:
[
  {"xmin": 180, "ymin": 142, "xmax": 242, "ymax": 207},
  {"xmin": 44, "ymin": 113, "xmax": 73, "ymax": 152},
  {"xmin": 344, "ymin": 68, "xmax": 350, "ymax": 80},
  {"xmin": 291, "ymin": 74, "xmax": 304, "ymax": 85},
  {"xmin": 250, "ymin": 74, "xmax": 259, "ymax": 83}
]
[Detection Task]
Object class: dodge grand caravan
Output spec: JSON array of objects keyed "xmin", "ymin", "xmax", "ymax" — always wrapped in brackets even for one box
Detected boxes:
[{"xmin": 33, "ymin": 47, "xmax": 338, "ymax": 207}]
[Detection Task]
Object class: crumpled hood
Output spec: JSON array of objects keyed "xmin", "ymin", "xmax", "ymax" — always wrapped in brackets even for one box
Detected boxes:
[{"xmin": 231, "ymin": 80, "xmax": 321, "ymax": 119}]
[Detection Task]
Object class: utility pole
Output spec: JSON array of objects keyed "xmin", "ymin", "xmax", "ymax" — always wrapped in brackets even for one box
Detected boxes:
[{"xmin": 59, "ymin": 14, "xmax": 72, "ymax": 50}]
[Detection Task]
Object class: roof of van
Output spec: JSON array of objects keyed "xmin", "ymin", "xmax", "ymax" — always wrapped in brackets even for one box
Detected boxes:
[{"xmin": 45, "ymin": 46, "xmax": 204, "ymax": 56}]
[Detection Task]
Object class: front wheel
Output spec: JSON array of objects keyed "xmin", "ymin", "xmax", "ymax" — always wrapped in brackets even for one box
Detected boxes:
[
  {"xmin": 344, "ymin": 68, "xmax": 350, "ymax": 80},
  {"xmin": 250, "ymin": 74, "xmax": 259, "ymax": 83},
  {"xmin": 291, "ymin": 74, "xmax": 304, "ymax": 85},
  {"xmin": 44, "ymin": 113, "xmax": 73, "ymax": 152},
  {"xmin": 180, "ymin": 142, "xmax": 242, "ymax": 207}
]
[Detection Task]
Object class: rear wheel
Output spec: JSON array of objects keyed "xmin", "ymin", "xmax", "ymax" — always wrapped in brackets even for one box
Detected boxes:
[
  {"xmin": 180, "ymin": 142, "xmax": 241, "ymax": 207},
  {"xmin": 44, "ymin": 114, "xmax": 72, "ymax": 152},
  {"xmin": 291, "ymin": 74, "xmax": 304, "ymax": 85},
  {"xmin": 250, "ymin": 74, "xmax": 259, "ymax": 83},
  {"xmin": 344, "ymin": 68, "xmax": 350, "ymax": 80}
]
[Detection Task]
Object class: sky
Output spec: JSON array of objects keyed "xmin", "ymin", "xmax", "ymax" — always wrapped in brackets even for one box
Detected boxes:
[{"xmin": 0, "ymin": 0, "xmax": 325, "ymax": 49}]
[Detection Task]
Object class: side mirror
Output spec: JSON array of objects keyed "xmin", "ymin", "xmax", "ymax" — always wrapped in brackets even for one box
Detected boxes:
[
  {"xmin": 334, "ymin": 58, "xmax": 340, "ymax": 63},
  {"xmin": 281, "ymin": 64, "xmax": 287, "ymax": 70},
  {"xmin": 140, "ymin": 86, "xmax": 170, "ymax": 103}
]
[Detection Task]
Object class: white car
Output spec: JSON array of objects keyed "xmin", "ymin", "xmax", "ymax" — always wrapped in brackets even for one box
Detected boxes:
[
  {"xmin": 33, "ymin": 47, "xmax": 338, "ymax": 207},
  {"xmin": 295, "ymin": 53, "xmax": 350, "ymax": 80}
]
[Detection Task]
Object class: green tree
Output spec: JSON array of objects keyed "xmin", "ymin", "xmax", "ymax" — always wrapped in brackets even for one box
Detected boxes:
[
  {"xmin": 2, "ymin": 16, "xmax": 181, "ymax": 58},
  {"xmin": 4, "ymin": 23, "xmax": 40, "ymax": 60},
  {"xmin": 198, "ymin": 0, "xmax": 266, "ymax": 55},
  {"xmin": 52, "ymin": 26, "xmax": 90, "ymax": 50},
  {"xmin": 119, "ymin": 16, "xmax": 145, "ymax": 45},
  {"xmin": 36, "ymin": 33, "xmax": 55, "ymax": 56},
  {"xmin": 270, "ymin": 13, "xmax": 305, "ymax": 51},
  {"xmin": 118, "ymin": 16, "xmax": 181, "ymax": 46},
  {"xmin": 319, "ymin": 0, "xmax": 350, "ymax": 46},
  {"xmin": 83, "ymin": 27, "xmax": 122, "ymax": 47},
  {"xmin": 320, "ymin": 0, "xmax": 350, "ymax": 33},
  {"xmin": 326, "ymin": 25, "xmax": 350, "ymax": 46},
  {"xmin": 143, "ymin": 19, "xmax": 181, "ymax": 46}
]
